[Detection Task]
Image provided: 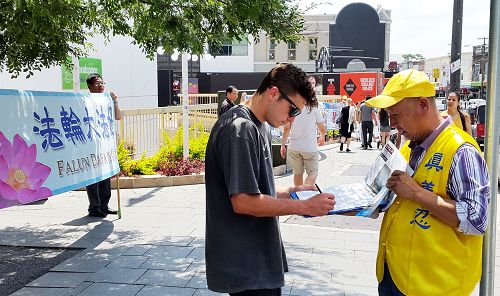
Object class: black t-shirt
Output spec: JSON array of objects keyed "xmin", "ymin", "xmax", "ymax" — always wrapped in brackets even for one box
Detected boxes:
[
  {"xmin": 205, "ymin": 105, "xmax": 287, "ymax": 293},
  {"xmin": 218, "ymin": 97, "xmax": 236, "ymax": 116}
]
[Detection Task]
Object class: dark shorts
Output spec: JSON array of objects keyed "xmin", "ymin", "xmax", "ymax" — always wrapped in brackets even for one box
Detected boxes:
[
  {"xmin": 340, "ymin": 123, "xmax": 354, "ymax": 138},
  {"xmin": 380, "ymin": 125, "xmax": 391, "ymax": 133}
]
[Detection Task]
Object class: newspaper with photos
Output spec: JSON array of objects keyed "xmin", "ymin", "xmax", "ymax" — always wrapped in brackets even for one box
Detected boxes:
[{"xmin": 291, "ymin": 141, "xmax": 413, "ymax": 217}]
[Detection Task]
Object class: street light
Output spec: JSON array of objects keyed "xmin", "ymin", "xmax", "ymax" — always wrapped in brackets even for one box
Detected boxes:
[
  {"xmin": 156, "ymin": 46, "xmax": 165, "ymax": 55},
  {"xmin": 479, "ymin": 43, "xmax": 488, "ymax": 101},
  {"xmin": 156, "ymin": 47, "xmax": 189, "ymax": 159},
  {"xmin": 181, "ymin": 52, "xmax": 189, "ymax": 160}
]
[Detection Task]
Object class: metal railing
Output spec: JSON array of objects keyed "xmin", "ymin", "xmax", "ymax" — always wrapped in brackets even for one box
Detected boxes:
[
  {"xmin": 178, "ymin": 93, "xmax": 219, "ymax": 105},
  {"xmin": 119, "ymin": 102, "xmax": 217, "ymax": 158},
  {"xmin": 118, "ymin": 94, "xmax": 342, "ymax": 159}
]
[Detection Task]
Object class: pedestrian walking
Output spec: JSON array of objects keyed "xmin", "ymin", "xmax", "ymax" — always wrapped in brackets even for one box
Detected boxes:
[
  {"xmin": 339, "ymin": 98, "xmax": 356, "ymax": 152},
  {"xmin": 441, "ymin": 92, "xmax": 472, "ymax": 135},
  {"xmin": 359, "ymin": 96, "xmax": 378, "ymax": 149},
  {"xmin": 218, "ymin": 86, "xmax": 239, "ymax": 116},
  {"xmin": 280, "ymin": 75, "xmax": 327, "ymax": 186}
]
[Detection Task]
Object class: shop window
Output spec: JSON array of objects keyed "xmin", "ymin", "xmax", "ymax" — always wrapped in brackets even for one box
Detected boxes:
[
  {"xmin": 210, "ymin": 39, "xmax": 248, "ymax": 56},
  {"xmin": 268, "ymin": 38, "xmax": 276, "ymax": 61},
  {"xmin": 308, "ymin": 38, "xmax": 318, "ymax": 60},
  {"xmin": 288, "ymin": 42, "xmax": 296, "ymax": 61}
]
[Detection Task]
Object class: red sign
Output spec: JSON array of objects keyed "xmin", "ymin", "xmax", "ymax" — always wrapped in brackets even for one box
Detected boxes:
[
  {"xmin": 327, "ymin": 82, "xmax": 336, "ymax": 95},
  {"xmin": 339, "ymin": 72, "xmax": 383, "ymax": 103}
]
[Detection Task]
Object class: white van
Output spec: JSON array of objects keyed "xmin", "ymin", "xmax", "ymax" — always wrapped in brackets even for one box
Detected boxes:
[{"xmin": 467, "ymin": 99, "xmax": 486, "ymax": 109}]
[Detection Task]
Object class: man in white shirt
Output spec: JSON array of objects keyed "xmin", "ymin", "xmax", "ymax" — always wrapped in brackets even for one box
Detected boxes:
[{"xmin": 280, "ymin": 76, "xmax": 326, "ymax": 186}]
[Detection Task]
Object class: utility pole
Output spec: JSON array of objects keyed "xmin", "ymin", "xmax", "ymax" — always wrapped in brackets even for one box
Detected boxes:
[
  {"xmin": 450, "ymin": 0, "xmax": 463, "ymax": 94},
  {"xmin": 478, "ymin": 37, "xmax": 488, "ymax": 101},
  {"xmin": 480, "ymin": 1, "xmax": 499, "ymax": 294}
]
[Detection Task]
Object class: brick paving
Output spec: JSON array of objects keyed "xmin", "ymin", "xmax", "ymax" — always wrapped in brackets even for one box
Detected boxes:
[{"xmin": 1, "ymin": 142, "xmax": 498, "ymax": 295}]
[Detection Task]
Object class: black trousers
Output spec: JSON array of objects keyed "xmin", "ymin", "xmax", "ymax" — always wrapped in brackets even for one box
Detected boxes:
[
  {"xmin": 362, "ymin": 121, "xmax": 374, "ymax": 146},
  {"xmin": 378, "ymin": 263, "xmax": 405, "ymax": 295},
  {"xmin": 86, "ymin": 178, "xmax": 111, "ymax": 211},
  {"xmin": 229, "ymin": 288, "xmax": 281, "ymax": 296}
]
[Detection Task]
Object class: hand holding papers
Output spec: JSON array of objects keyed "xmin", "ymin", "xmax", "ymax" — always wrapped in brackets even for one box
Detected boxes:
[{"xmin": 291, "ymin": 141, "xmax": 413, "ymax": 217}]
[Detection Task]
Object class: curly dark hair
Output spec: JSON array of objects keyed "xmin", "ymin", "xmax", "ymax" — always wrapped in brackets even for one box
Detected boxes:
[{"xmin": 256, "ymin": 63, "xmax": 317, "ymax": 109}]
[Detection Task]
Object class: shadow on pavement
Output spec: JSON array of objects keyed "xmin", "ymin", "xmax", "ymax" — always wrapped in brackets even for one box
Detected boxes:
[
  {"xmin": 0, "ymin": 219, "xmax": 117, "ymax": 295},
  {"xmin": 126, "ymin": 187, "xmax": 163, "ymax": 207},
  {"xmin": 0, "ymin": 246, "xmax": 82, "ymax": 296}
]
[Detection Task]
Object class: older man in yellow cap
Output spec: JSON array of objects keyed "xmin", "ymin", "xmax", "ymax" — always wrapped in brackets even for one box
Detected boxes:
[{"xmin": 367, "ymin": 69, "xmax": 490, "ymax": 296}]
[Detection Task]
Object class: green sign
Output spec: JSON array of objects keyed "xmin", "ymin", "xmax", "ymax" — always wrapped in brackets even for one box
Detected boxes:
[
  {"xmin": 78, "ymin": 57, "xmax": 102, "ymax": 89},
  {"xmin": 61, "ymin": 57, "xmax": 103, "ymax": 90},
  {"xmin": 61, "ymin": 57, "xmax": 74, "ymax": 90}
]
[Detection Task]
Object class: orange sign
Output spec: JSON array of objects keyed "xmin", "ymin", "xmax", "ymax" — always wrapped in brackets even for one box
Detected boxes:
[{"xmin": 339, "ymin": 72, "xmax": 383, "ymax": 103}]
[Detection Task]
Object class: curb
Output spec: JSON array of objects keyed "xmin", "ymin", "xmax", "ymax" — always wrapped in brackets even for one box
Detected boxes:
[
  {"xmin": 76, "ymin": 174, "xmax": 205, "ymax": 190},
  {"xmin": 110, "ymin": 174, "xmax": 205, "ymax": 189}
]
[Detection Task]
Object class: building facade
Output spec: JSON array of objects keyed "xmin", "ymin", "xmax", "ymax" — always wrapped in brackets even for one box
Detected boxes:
[
  {"xmin": 253, "ymin": 14, "xmax": 332, "ymax": 72},
  {"xmin": 423, "ymin": 52, "xmax": 473, "ymax": 89},
  {"xmin": 253, "ymin": 5, "xmax": 391, "ymax": 73}
]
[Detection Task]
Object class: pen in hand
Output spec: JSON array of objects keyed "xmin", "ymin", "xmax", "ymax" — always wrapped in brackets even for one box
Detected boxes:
[{"xmin": 315, "ymin": 183, "xmax": 322, "ymax": 193}]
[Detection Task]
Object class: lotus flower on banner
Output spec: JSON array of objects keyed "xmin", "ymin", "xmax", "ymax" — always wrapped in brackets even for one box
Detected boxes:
[{"xmin": 0, "ymin": 132, "xmax": 52, "ymax": 208}]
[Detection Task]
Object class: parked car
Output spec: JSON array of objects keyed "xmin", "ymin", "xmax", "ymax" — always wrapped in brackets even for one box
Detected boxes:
[
  {"xmin": 471, "ymin": 105, "xmax": 500, "ymax": 185},
  {"xmin": 467, "ymin": 98, "xmax": 486, "ymax": 110},
  {"xmin": 472, "ymin": 104, "xmax": 486, "ymax": 148}
]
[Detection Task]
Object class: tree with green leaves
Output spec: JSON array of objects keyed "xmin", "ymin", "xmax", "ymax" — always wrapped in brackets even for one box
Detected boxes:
[
  {"xmin": 0, "ymin": 0, "xmax": 306, "ymax": 77},
  {"xmin": 402, "ymin": 53, "xmax": 425, "ymax": 69}
]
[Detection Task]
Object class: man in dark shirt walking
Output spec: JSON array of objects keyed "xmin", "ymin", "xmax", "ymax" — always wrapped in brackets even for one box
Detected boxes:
[
  {"xmin": 359, "ymin": 96, "xmax": 378, "ymax": 149},
  {"xmin": 205, "ymin": 64, "xmax": 335, "ymax": 295},
  {"xmin": 218, "ymin": 85, "xmax": 238, "ymax": 116}
]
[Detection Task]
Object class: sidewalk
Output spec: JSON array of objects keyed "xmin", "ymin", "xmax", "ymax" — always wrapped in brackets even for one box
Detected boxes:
[{"xmin": 0, "ymin": 142, "xmax": 498, "ymax": 295}]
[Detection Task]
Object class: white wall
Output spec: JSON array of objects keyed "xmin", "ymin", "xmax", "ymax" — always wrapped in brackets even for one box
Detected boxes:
[
  {"xmin": 0, "ymin": 63, "xmax": 64, "ymax": 92},
  {"xmin": 201, "ymin": 54, "xmax": 254, "ymax": 73},
  {"xmin": 0, "ymin": 35, "xmax": 158, "ymax": 109},
  {"xmin": 423, "ymin": 52, "xmax": 473, "ymax": 87},
  {"xmin": 200, "ymin": 36, "xmax": 255, "ymax": 73}
]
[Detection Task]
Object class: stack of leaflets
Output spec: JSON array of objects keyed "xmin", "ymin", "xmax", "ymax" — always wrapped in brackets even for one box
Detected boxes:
[{"xmin": 290, "ymin": 141, "xmax": 413, "ymax": 217}]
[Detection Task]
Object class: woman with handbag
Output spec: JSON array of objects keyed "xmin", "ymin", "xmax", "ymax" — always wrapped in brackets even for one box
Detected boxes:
[{"xmin": 339, "ymin": 98, "xmax": 357, "ymax": 152}]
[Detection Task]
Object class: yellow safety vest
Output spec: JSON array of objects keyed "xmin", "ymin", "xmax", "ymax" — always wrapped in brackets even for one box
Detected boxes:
[{"xmin": 376, "ymin": 125, "xmax": 482, "ymax": 296}]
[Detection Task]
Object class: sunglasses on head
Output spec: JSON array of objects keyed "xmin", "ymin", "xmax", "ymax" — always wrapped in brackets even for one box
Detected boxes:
[{"xmin": 279, "ymin": 90, "xmax": 301, "ymax": 117}]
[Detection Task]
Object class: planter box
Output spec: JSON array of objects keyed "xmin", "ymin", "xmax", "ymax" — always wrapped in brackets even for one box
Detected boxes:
[
  {"xmin": 77, "ymin": 174, "xmax": 205, "ymax": 190},
  {"xmin": 111, "ymin": 174, "xmax": 205, "ymax": 189}
]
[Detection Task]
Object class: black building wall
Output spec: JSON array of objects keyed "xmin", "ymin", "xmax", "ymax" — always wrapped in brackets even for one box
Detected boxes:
[
  {"xmin": 157, "ymin": 69, "xmax": 174, "ymax": 107},
  {"xmin": 330, "ymin": 3, "xmax": 385, "ymax": 69},
  {"xmin": 198, "ymin": 72, "xmax": 266, "ymax": 93}
]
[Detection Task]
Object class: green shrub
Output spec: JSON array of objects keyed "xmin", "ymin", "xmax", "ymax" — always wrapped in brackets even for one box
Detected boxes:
[
  {"xmin": 118, "ymin": 124, "xmax": 209, "ymax": 176},
  {"xmin": 117, "ymin": 140, "xmax": 134, "ymax": 176},
  {"xmin": 169, "ymin": 123, "xmax": 208, "ymax": 160},
  {"xmin": 127, "ymin": 153, "xmax": 157, "ymax": 175}
]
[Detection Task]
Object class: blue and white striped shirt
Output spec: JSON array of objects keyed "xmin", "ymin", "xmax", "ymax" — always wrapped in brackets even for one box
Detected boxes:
[{"xmin": 408, "ymin": 117, "xmax": 490, "ymax": 235}]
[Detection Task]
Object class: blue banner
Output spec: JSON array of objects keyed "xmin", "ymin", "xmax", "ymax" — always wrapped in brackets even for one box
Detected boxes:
[{"xmin": 0, "ymin": 89, "xmax": 120, "ymax": 209}]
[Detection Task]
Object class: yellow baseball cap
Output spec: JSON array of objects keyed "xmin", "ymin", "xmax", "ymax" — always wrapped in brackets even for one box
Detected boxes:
[{"xmin": 366, "ymin": 69, "xmax": 435, "ymax": 108}]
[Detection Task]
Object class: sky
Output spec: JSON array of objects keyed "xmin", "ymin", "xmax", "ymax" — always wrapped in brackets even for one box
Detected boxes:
[{"xmin": 299, "ymin": 0, "xmax": 491, "ymax": 59}]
